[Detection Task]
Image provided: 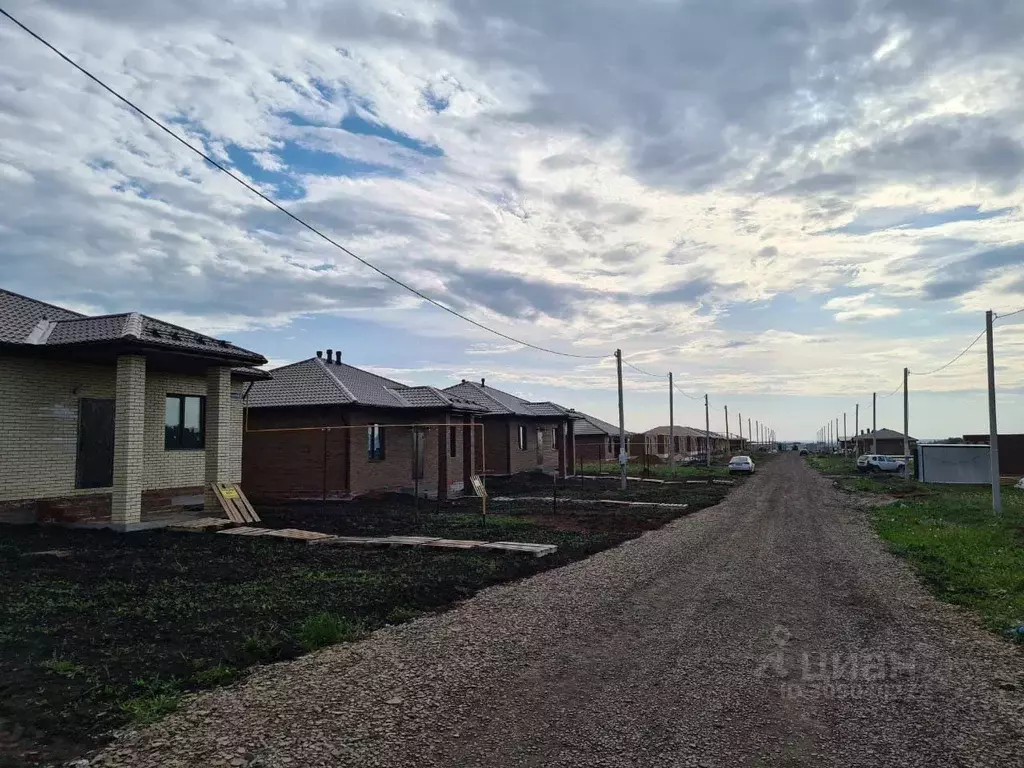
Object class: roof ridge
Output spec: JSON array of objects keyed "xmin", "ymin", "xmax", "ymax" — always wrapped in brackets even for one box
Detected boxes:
[
  {"xmin": 383, "ymin": 387, "xmax": 413, "ymax": 407},
  {"xmin": 316, "ymin": 358, "xmax": 358, "ymax": 403},
  {"xmin": 50, "ymin": 311, "xmax": 131, "ymax": 324},
  {"xmin": 460, "ymin": 381, "xmax": 511, "ymax": 412}
]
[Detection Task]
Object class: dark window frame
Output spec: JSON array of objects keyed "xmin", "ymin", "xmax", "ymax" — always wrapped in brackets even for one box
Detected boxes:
[
  {"xmin": 449, "ymin": 426, "xmax": 458, "ymax": 458},
  {"xmin": 517, "ymin": 424, "xmax": 528, "ymax": 451},
  {"xmin": 164, "ymin": 394, "xmax": 206, "ymax": 451},
  {"xmin": 368, "ymin": 423, "xmax": 386, "ymax": 461}
]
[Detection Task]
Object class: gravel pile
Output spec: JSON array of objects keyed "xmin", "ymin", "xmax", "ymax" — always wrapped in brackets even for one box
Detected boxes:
[{"xmin": 89, "ymin": 455, "xmax": 1024, "ymax": 767}]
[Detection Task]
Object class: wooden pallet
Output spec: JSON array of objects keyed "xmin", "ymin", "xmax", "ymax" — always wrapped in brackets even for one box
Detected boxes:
[
  {"xmin": 378, "ymin": 536, "xmax": 442, "ymax": 547},
  {"xmin": 218, "ymin": 526, "xmax": 335, "ymax": 542},
  {"xmin": 210, "ymin": 483, "xmax": 260, "ymax": 523},
  {"xmin": 479, "ymin": 541, "xmax": 557, "ymax": 558},
  {"xmin": 424, "ymin": 539, "xmax": 488, "ymax": 550}
]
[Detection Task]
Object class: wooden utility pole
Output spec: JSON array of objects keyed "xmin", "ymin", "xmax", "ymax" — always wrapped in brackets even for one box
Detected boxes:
[
  {"xmin": 615, "ymin": 349, "xmax": 627, "ymax": 490},
  {"xmin": 872, "ymin": 392, "xmax": 877, "ymax": 454},
  {"xmin": 724, "ymin": 405, "xmax": 730, "ymax": 455},
  {"xmin": 668, "ymin": 372, "xmax": 675, "ymax": 470},
  {"xmin": 903, "ymin": 367, "xmax": 910, "ymax": 479},
  {"xmin": 704, "ymin": 394, "xmax": 711, "ymax": 467},
  {"xmin": 738, "ymin": 411, "xmax": 743, "ymax": 449},
  {"xmin": 854, "ymin": 404, "xmax": 859, "ymax": 456},
  {"xmin": 986, "ymin": 311, "xmax": 1001, "ymax": 513},
  {"xmin": 748, "ymin": 417, "xmax": 752, "ymax": 452},
  {"xmin": 843, "ymin": 412, "xmax": 847, "ymax": 455}
]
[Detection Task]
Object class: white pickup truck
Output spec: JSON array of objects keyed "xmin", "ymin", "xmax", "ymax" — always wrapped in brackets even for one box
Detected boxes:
[{"xmin": 856, "ymin": 454, "xmax": 906, "ymax": 473}]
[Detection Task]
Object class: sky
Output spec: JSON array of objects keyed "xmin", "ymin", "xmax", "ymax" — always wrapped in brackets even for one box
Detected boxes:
[{"xmin": 2, "ymin": 0, "xmax": 1024, "ymax": 441}]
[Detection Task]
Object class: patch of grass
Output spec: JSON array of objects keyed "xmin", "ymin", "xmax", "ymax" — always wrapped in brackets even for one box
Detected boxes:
[
  {"xmin": 385, "ymin": 606, "xmax": 422, "ymax": 624},
  {"xmin": 118, "ymin": 679, "xmax": 182, "ymax": 724},
  {"xmin": 190, "ymin": 664, "xmax": 241, "ymax": 687},
  {"xmin": 297, "ymin": 612, "xmax": 364, "ymax": 651},
  {"xmin": 240, "ymin": 632, "xmax": 285, "ymax": 662},
  {"xmin": 40, "ymin": 656, "xmax": 86, "ymax": 679},
  {"xmin": 805, "ymin": 454, "xmax": 858, "ymax": 475},
  {"xmin": 870, "ymin": 485, "xmax": 1024, "ymax": 642}
]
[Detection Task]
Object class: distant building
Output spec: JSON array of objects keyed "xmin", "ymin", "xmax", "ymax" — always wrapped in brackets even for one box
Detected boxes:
[
  {"xmin": 853, "ymin": 428, "xmax": 917, "ymax": 456},
  {"xmin": 962, "ymin": 433, "xmax": 1024, "ymax": 475}
]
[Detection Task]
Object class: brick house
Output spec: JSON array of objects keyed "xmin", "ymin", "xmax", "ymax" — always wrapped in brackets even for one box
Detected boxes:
[
  {"xmin": 853, "ymin": 428, "xmax": 917, "ymax": 457},
  {"xmin": 442, "ymin": 379, "xmax": 575, "ymax": 477},
  {"xmin": 636, "ymin": 426, "xmax": 728, "ymax": 459},
  {"xmin": 961, "ymin": 433, "xmax": 1024, "ymax": 475},
  {"xmin": 0, "ymin": 289, "xmax": 268, "ymax": 528},
  {"xmin": 242, "ymin": 352, "xmax": 488, "ymax": 502},
  {"xmin": 570, "ymin": 410, "xmax": 633, "ymax": 463}
]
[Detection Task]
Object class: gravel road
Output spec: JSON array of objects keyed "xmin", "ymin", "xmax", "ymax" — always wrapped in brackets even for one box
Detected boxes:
[{"xmin": 91, "ymin": 454, "xmax": 1024, "ymax": 767}]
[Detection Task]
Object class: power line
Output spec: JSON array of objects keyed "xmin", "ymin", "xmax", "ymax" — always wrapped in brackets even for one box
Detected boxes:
[
  {"xmin": 878, "ymin": 379, "xmax": 903, "ymax": 398},
  {"xmin": 0, "ymin": 7, "xmax": 610, "ymax": 361},
  {"xmin": 621, "ymin": 359, "xmax": 662, "ymax": 378},
  {"xmin": 911, "ymin": 329, "xmax": 985, "ymax": 377},
  {"xmin": 674, "ymin": 383, "xmax": 703, "ymax": 401},
  {"xmin": 995, "ymin": 307, "xmax": 1024, "ymax": 321}
]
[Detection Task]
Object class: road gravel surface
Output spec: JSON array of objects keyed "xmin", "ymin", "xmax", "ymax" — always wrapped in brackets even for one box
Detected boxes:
[{"xmin": 91, "ymin": 454, "xmax": 1024, "ymax": 767}]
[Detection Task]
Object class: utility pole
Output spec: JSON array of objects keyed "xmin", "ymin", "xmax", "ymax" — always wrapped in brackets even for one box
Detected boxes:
[
  {"xmin": 668, "ymin": 372, "xmax": 675, "ymax": 471},
  {"xmin": 903, "ymin": 367, "xmax": 909, "ymax": 479},
  {"xmin": 756, "ymin": 420, "xmax": 760, "ymax": 451},
  {"xmin": 748, "ymin": 417, "xmax": 752, "ymax": 452},
  {"xmin": 986, "ymin": 311, "xmax": 1001, "ymax": 513},
  {"xmin": 738, "ymin": 411, "xmax": 743, "ymax": 450},
  {"xmin": 835, "ymin": 417, "xmax": 840, "ymax": 453},
  {"xmin": 854, "ymin": 404, "xmax": 859, "ymax": 457},
  {"xmin": 843, "ymin": 412, "xmax": 847, "ymax": 455},
  {"xmin": 615, "ymin": 349, "xmax": 627, "ymax": 490},
  {"xmin": 724, "ymin": 405, "xmax": 730, "ymax": 456},
  {"xmin": 704, "ymin": 394, "xmax": 711, "ymax": 467},
  {"xmin": 872, "ymin": 392, "xmax": 877, "ymax": 454}
]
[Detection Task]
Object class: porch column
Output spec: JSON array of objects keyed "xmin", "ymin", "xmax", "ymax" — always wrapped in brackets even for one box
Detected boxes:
[
  {"xmin": 204, "ymin": 366, "xmax": 234, "ymax": 511},
  {"xmin": 111, "ymin": 354, "xmax": 146, "ymax": 526},
  {"xmin": 565, "ymin": 419, "xmax": 575, "ymax": 477},
  {"xmin": 437, "ymin": 412, "xmax": 450, "ymax": 502},
  {"xmin": 462, "ymin": 416, "xmax": 475, "ymax": 493}
]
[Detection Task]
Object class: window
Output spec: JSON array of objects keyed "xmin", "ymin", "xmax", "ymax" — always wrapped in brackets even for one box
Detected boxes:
[
  {"xmin": 517, "ymin": 425, "xmax": 528, "ymax": 451},
  {"xmin": 449, "ymin": 426, "xmax": 458, "ymax": 458},
  {"xmin": 164, "ymin": 395, "xmax": 205, "ymax": 450},
  {"xmin": 674, "ymin": 436, "xmax": 681, "ymax": 453},
  {"xmin": 657, "ymin": 435, "xmax": 667, "ymax": 453},
  {"xmin": 368, "ymin": 424, "xmax": 385, "ymax": 460}
]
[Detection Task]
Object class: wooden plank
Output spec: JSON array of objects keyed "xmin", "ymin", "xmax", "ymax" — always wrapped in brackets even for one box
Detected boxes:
[
  {"xmin": 307, "ymin": 536, "xmax": 389, "ymax": 547},
  {"xmin": 233, "ymin": 485, "xmax": 261, "ymax": 523},
  {"xmin": 216, "ymin": 483, "xmax": 251, "ymax": 523},
  {"xmin": 167, "ymin": 517, "xmax": 233, "ymax": 532},
  {"xmin": 218, "ymin": 526, "xmax": 264, "ymax": 536},
  {"xmin": 423, "ymin": 539, "xmax": 487, "ymax": 550},
  {"xmin": 479, "ymin": 541, "xmax": 557, "ymax": 558},
  {"xmin": 211, "ymin": 484, "xmax": 246, "ymax": 523},
  {"xmin": 378, "ymin": 536, "xmax": 442, "ymax": 547},
  {"xmin": 266, "ymin": 528, "xmax": 335, "ymax": 541}
]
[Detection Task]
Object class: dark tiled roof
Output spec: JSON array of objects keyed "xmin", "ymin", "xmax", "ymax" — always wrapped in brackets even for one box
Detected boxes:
[
  {"xmin": 855, "ymin": 428, "xmax": 915, "ymax": 441},
  {"xmin": 442, "ymin": 381, "xmax": 573, "ymax": 419},
  {"xmin": 643, "ymin": 425, "xmax": 727, "ymax": 439},
  {"xmin": 572, "ymin": 411, "xmax": 631, "ymax": 437},
  {"xmin": 247, "ymin": 359, "xmax": 487, "ymax": 412},
  {"xmin": 0, "ymin": 289, "xmax": 83, "ymax": 343},
  {"xmin": 0, "ymin": 288, "xmax": 266, "ymax": 365}
]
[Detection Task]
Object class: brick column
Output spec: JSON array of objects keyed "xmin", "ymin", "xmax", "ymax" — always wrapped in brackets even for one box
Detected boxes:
[
  {"xmin": 204, "ymin": 366, "xmax": 234, "ymax": 511},
  {"xmin": 437, "ymin": 413, "xmax": 449, "ymax": 502},
  {"xmin": 566, "ymin": 419, "xmax": 576, "ymax": 477},
  {"xmin": 111, "ymin": 354, "xmax": 146, "ymax": 526},
  {"xmin": 462, "ymin": 416, "xmax": 475, "ymax": 493}
]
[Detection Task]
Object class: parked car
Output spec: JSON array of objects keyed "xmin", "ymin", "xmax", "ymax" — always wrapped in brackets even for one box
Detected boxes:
[
  {"xmin": 857, "ymin": 454, "xmax": 905, "ymax": 473},
  {"xmin": 682, "ymin": 454, "xmax": 708, "ymax": 466},
  {"xmin": 798, "ymin": 448, "xmax": 809, "ymax": 456},
  {"xmin": 728, "ymin": 455, "xmax": 756, "ymax": 474}
]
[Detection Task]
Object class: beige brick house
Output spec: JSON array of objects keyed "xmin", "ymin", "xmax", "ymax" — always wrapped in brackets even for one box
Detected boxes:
[
  {"xmin": 0, "ymin": 289, "xmax": 267, "ymax": 528},
  {"xmin": 243, "ymin": 352, "xmax": 489, "ymax": 502}
]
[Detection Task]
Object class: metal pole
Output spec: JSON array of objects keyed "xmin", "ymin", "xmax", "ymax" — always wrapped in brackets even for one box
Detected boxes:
[
  {"xmin": 616, "ymin": 349, "xmax": 627, "ymax": 490},
  {"xmin": 704, "ymin": 394, "xmax": 711, "ymax": 467},
  {"xmin": 669, "ymin": 372, "xmax": 675, "ymax": 470},
  {"xmin": 986, "ymin": 310, "xmax": 1001, "ymax": 513},
  {"xmin": 843, "ymin": 413, "xmax": 847, "ymax": 455},
  {"xmin": 903, "ymin": 367, "xmax": 909, "ymax": 479},
  {"xmin": 748, "ymin": 418, "xmax": 752, "ymax": 453},
  {"xmin": 872, "ymin": 392, "xmax": 877, "ymax": 455},
  {"xmin": 738, "ymin": 411, "xmax": 743, "ymax": 450}
]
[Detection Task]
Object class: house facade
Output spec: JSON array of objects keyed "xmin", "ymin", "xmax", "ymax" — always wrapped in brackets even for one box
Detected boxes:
[
  {"xmin": 0, "ymin": 289, "xmax": 267, "ymax": 528},
  {"xmin": 242, "ymin": 353, "xmax": 488, "ymax": 502},
  {"xmin": 637, "ymin": 426, "xmax": 728, "ymax": 459},
  {"xmin": 570, "ymin": 410, "xmax": 632, "ymax": 464},
  {"xmin": 962, "ymin": 433, "xmax": 1024, "ymax": 475},
  {"xmin": 442, "ymin": 380, "xmax": 575, "ymax": 477},
  {"xmin": 853, "ymin": 428, "xmax": 917, "ymax": 456}
]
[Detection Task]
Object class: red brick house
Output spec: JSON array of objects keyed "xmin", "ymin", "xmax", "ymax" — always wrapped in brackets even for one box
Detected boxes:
[
  {"xmin": 242, "ymin": 352, "xmax": 487, "ymax": 502},
  {"xmin": 570, "ymin": 410, "xmax": 633, "ymax": 463},
  {"xmin": 0, "ymin": 288, "xmax": 268, "ymax": 528},
  {"xmin": 636, "ymin": 426, "xmax": 728, "ymax": 459},
  {"xmin": 442, "ymin": 380, "xmax": 575, "ymax": 477}
]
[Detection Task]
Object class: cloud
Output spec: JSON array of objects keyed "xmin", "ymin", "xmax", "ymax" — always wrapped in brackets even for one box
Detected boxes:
[{"xmin": 822, "ymin": 293, "xmax": 902, "ymax": 322}]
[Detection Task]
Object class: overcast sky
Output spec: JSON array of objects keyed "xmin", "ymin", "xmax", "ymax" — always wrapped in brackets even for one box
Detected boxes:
[{"xmin": 2, "ymin": 0, "xmax": 1024, "ymax": 439}]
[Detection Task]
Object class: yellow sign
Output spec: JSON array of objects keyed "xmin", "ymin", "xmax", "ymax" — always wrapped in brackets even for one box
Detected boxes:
[
  {"xmin": 220, "ymin": 487, "xmax": 240, "ymax": 500},
  {"xmin": 470, "ymin": 474, "xmax": 487, "ymax": 498}
]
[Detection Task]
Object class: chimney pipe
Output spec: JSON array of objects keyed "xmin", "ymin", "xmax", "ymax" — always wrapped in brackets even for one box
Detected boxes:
[
  {"xmin": 334, "ymin": 350, "xmax": 341, "ymax": 364},
  {"xmin": 480, "ymin": 378, "xmax": 485, "ymax": 387},
  {"xmin": 326, "ymin": 348, "xmax": 333, "ymax": 363},
  {"xmin": 316, "ymin": 350, "xmax": 323, "ymax": 358}
]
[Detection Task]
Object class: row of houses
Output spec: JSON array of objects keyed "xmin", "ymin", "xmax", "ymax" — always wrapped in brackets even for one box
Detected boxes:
[{"xmin": 0, "ymin": 288, "xmax": 762, "ymax": 528}]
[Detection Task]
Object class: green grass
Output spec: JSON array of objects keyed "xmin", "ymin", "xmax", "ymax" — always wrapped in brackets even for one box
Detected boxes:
[
  {"xmin": 804, "ymin": 454, "xmax": 859, "ymax": 475},
  {"xmin": 40, "ymin": 656, "xmax": 86, "ymax": 679},
  {"xmin": 872, "ymin": 486, "xmax": 1024, "ymax": 641},
  {"xmin": 297, "ymin": 612, "xmax": 365, "ymax": 651},
  {"xmin": 804, "ymin": 458, "xmax": 1024, "ymax": 643}
]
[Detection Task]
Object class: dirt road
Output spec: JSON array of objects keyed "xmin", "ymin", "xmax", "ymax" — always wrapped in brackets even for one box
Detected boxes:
[{"xmin": 93, "ymin": 454, "xmax": 1024, "ymax": 767}]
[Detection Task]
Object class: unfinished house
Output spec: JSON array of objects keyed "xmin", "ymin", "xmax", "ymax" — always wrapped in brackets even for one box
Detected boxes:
[
  {"xmin": 0, "ymin": 288, "xmax": 268, "ymax": 528},
  {"xmin": 242, "ymin": 352, "xmax": 488, "ymax": 502},
  {"xmin": 636, "ymin": 426, "xmax": 729, "ymax": 460},
  {"xmin": 570, "ymin": 410, "xmax": 632, "ymax": 464},
  {"xmin": 442, "ymin": 379, "xmax": 575, "ymax": 477}
]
